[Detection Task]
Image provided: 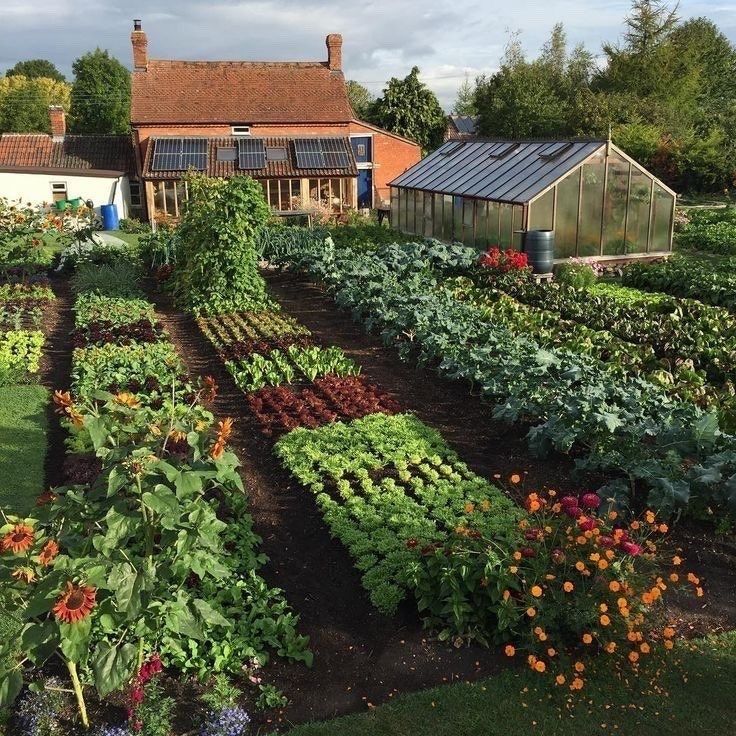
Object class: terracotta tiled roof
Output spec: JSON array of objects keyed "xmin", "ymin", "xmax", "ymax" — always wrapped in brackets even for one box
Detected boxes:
[
  {"xmin": 0, "ymin": 134, "xmax": 136, "ymax": 176},
  {"xmin": 131, "ymin": 61, "xmax": 352, "ymax": 125},
  {"xmin": 141, "ymin": 136, "xmax": 357, "ymax": 180}
]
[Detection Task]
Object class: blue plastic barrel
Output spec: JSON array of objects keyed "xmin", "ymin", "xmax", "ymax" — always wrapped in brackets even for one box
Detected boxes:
[{"xmin": 101, "ymin": 203, "xmax": 119, "ymax": 231}]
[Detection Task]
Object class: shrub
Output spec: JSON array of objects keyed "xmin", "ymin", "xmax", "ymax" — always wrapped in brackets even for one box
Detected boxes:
[
  {"xmin": 173, "ymin": 176, "xmax": 273, "ymax": 315},
  {"xmin": 119, "ymin": 217, "xmax": 150, "ymax": 234},
  {"xmin": 555, "ymin": 262, "xmax": 597, "ymax": 288}
]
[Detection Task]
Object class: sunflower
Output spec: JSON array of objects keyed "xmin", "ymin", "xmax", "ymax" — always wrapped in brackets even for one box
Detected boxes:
[
  {"xmin": 114, "ymin": 392, "xmax": 141, "ymax": 409},
  {"xmin": 39, "ymin": 539, "xmax": 60, "ymax": 567},
  {"xmin": 12, "ymin": 567, "xmax": 36, "ymax": 584},
  {"xmin": 52, "ymin": 582, "xmax": 96, "ymax": 624},
  {"xmin": 0, "ymin": 524, "xmax": 35, "ymax": 554}
]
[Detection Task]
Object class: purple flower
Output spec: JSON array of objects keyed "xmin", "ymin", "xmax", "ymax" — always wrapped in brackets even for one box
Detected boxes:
[{"xmin": 200, "ymin": 707, "xmax": 251, "ymax": 736}]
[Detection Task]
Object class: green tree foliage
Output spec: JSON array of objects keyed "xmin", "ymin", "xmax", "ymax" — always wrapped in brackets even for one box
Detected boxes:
[
  {"xmin": 6, "ymin": 59, "xmax": 65, "ymax": 82},
  {"xmin": 0, "ymin": 76, "xmax": 70, "ymax": 133},
  {"xmin": 474, "ymin": 2, "xmax": 736, "ymax": 193},
  {"xmin": 69, "ymin": 49, "xmax": 130, "ymax": 134},
  {"xmin": 173, "ymin": 175, "xmax": 273, "ymax": 315},
  {"xmin": 371, "ymin": 67, "xmax": 446, "ymax": 151},
  {"xmin": 346, "ymin": 80, "xmax": 376, "ymax": 120},
  {"xmin": 453, "ymin": 76, "xmax": 477, "ymax": 116}
]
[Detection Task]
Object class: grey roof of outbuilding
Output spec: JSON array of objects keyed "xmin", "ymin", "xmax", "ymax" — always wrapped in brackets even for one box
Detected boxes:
[
  {"xmin": 448, "ymin": 115, "xmax": 477, "ymax": 135},
  {"xmin": 390, "ymin": 139, "xmax": 606, "ymax": 204}
]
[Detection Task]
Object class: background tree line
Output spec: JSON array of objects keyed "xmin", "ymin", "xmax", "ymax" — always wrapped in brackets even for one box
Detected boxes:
[
  {"xmin": 347, "ymin": 1, "xmax": 736, "ymax": 193},
  {"xmin": 1, "ymin": 51, "xmax": 130, "ymax": 136}
]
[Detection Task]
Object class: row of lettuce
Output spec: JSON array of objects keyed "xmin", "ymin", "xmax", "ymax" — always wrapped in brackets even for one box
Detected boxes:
[
  {"xmin": 0, "ymin": 252, "xmax": 310, "ymax": 729},
  {"xmin": 261, "ymin": 230, "xmax": 736, "ymax": 521}
]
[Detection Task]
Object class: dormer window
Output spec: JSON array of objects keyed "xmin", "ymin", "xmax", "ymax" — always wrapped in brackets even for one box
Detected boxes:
[{"xmin": 231, "ymin": 126, "xmax": 251, "ymax": 136}]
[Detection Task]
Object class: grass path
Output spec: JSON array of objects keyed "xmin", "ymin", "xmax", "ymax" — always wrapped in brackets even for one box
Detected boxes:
[{"xmin": 285, "ymin": 632, "xmax": 736, "ymax": 736}]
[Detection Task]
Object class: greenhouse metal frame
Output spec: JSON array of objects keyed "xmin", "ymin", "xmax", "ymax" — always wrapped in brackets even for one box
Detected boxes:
[{"xmin": 389, "ymin": 139, "xmax": 676, "ymax": 258}]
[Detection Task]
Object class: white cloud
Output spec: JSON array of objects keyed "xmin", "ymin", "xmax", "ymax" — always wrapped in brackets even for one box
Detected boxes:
[{"xmin": 2, "ymin": 0, "xmax": 734, "ymax": 109}]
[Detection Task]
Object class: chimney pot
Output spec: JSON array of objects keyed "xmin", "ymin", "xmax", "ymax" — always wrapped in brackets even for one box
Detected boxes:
[
  {"xmin": 131, "ymin": 19, "xmax": 148, "ymax": 71},
  {"xmin": 49, "ymin": 105, "xmax": 66, "ymax": 141},
  {"xmin": 326, "ymin": 33, "xmax": 343, "ymax": 71}
]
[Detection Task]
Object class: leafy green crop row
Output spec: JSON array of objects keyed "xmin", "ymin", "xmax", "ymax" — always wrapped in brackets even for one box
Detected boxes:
[
  {"xmin": 677, "ymin": 207, "xmax": 736, "ymax": 255},
  {"xmin": 276, "ymin": 234, "xmax": 736, "ymax": 517}
]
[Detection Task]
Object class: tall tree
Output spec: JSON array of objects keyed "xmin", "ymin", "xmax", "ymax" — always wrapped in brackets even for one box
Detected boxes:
[
  {"xmin": 69, "ymin": 49, "xmax": 130, "ymax": 134},
  {"xmin": 346, "ymin": 80, "xmax": 376, "ymax": 120},
  {"xmin": 0, "ymin": 76, "xmax": 70, "ymax": 133},
  {"xmin": 6, "ymin": 59, "xmax": 65, "ymax": 82},
  {"xmin": 623, "ymin": 0, "xmax": 679, "ymax": 54},
  {"xmin": 453, "ymin": 75, "xmax": 477, "ymax": 116},
  {"xmin": 371, "ymin": 67, "xmax": 446, "ymax": 151}
]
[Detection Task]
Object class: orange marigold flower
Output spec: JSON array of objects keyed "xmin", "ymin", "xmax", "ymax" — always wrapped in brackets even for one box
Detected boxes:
[
  {"xmin": 513, "ymin": 551, "xmax": 522, "ymax": 561},
  {"xmin": 547, "ymin": 647, "xmax": 556, "ymax": 657},
  {"xmin": 687, "ymin": 572, "xmax": 700, "ymax": 585},
  {"xmin": 617, "ymin": 597, "xmax": 628, "ymax": 608},
  {"xmin": 696, "ymin": 587, "xmax": 704, "ymax": 597},
  {"xmin": 504, "ymin": 644, "xmax": 515, "ymax": 657},
  {"xmin": 642, "ymin": 592, "xmax": 654, "ymax": 605},
  {"xmin": 533, "ymin": 660, "xmax": 546, "ymax": 673},
  {"xmin": 630, "ymin": 520, "xmax": 640, "ymax": 530},
  {"xmin": 664, "ymin": 639, "xmax": 674, "ymax": 650},
  {"xmin": 571, "ymin": 677, "xmax": 584, "ymax": 691},
  {"xmin": 608, "ymin": 511, "xmax": 618, "ymax": 521},
  {"xmin": 582, "ymin": 634, "xmax": 593, "ymax": 645},
  {"xmin": 669, "ymin": 573, "xmax": 679, "ymax": 583},
  {"xmin": 39, "ymin": 539, "xmax": 59, "ymax": 567},
  {"xmin": 12, "ymin": 567, "xmax": 36, "ymax": 584},
  {"xmin": 555, "ymin": 674, "xmax": 566, "ymax": 686},
  {"xmin": 530, "ymin": 585, "xmax": 543, "ymax": 597},
  {"xmin": 52, "ymin": 582, "xmax": 96, "ymax": 624},
  {"xmin": 672, "ymin": 555, "xmax": 682, "ymax": 566},
  {"xmin": 640, "ymin": 642, "xmax": 650, "ymax": 654},
  {"xmin": 509, "ymin": 565, "xmax": 518, "ymax": 574},
  {"xmin": 609, "ymin": 581, "xmax": 621, "ymax": 593},
  {"xmin": 658, "ymin": 524, "xmax": 669, "ymax": 534},
  {"xmin": 563, "ymin": 581, "xmax": 574, "ymax": 593},
  {"xmin": 575, "ymin": 561, "xmax": 586, "ymax": 572},
  {"xmin": 510, "ymin": 473, "xmax": 521, "ymax": 484},
  {"xmin": 597, "ymin": 559, "xmax": 609, "ymax": 570},
  {"xmin": 600, "ymin": 603, "xmax": 608, "ymax": 612},
  {"xmin": 628, "ymin": 651, "xmax": 639, "ymax": 664},
  {"xmin": 663, "ymin": 627, "xmax": 675, "ymax": 639},
  {"xmin": 574, "ymin": 661, "xmax": 585, "ymax": 672},
  {"xmin": 600, "ymin": 615, "xmax": 611, "ymax": 626},
  {"xmin": 526, "ymin": 607, "xmax": 536, "ymax": 617},
  {"xmin": 464, "ymin": 502, "xmax": 475, "ymax": 514},
  {"xmin": 645, "ymin": 511, "xmax": 656, "ymax": 524},
  {"xmin": 1, "ymin": 524, "xmax": 35, "ymax": 554},
  {"xmin": 604, "ymin": 642, "xmax": 617, "ymax": 653}
]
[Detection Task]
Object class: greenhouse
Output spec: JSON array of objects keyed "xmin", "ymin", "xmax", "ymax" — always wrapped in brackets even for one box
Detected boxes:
[{"xmin": 389, "ymin": 139, "xmax": 676, "ymax": 258}]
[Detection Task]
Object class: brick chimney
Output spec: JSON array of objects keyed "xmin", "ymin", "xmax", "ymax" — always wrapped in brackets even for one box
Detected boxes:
[
  {"xmin": 131, "ymin": 19, "xmax": 148, "ymax": 71},
  {"xmin": 49, "ymin": 106, "xmax": 66, "ymax": 141},
  {"xmin": 326, "ymin": 34, "xmax": 342, "ymax": 71}
]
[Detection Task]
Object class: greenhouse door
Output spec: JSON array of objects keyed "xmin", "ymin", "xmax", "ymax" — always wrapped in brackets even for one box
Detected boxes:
[{"xmin": 358, "ymin": 169, "xmax": 373, "ymax": 209}]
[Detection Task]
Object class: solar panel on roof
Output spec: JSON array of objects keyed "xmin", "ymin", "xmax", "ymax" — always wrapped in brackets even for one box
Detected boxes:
[
  {"xmin": 151, "ymin": 138, "xmax": 207, "ymax": 172},
  {"xmin": 293, "ymin": 138, "xmax": 351, "ymax": 169},
  {"xmin": 238, "ymin": 138, "xmax": 266, "ymax": 170}
]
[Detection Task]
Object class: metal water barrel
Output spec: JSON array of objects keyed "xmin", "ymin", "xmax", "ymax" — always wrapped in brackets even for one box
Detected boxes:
[{"xmin": 524, "ymin": 230, "xmax": 555, "ymax": 274}]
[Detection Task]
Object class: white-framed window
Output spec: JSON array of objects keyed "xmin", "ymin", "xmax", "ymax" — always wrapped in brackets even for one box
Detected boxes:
[
  {"xmin": 51, "ymin": 182, "xmax": 67, "ymax": 203},
  {"xmin": 231, "ymin": 125, "xmax": 251, "ymax": 136},
  {"xmin": 129, "ymin": 180, "xmax": 142, "ymax": 207}
]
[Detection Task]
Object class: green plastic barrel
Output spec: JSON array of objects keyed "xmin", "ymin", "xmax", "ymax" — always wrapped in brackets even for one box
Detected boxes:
[{"xmin": 523, "ymin": 230, "xmax": 555, "ymax": 274}]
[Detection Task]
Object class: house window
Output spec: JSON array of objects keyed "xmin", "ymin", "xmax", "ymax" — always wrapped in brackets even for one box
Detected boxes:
[
  {"xmin": 231, "ymin": 126, "xmax": 251, "ymax": 136},
  {"xmin": 308, "ymin": 178, "xmax": 352, "ymax": 213},
  {"xmin": 129, "ymin": 181, "xmax": 141, "ymax": 207},
  {"xmin": 263, "ymin": 179, "xmax": 302, "ymax": 211},
  {"xmin": 51, "ymin": 182, "xmax": 67, "ymax": 203},
  {"xmin": 152, "ymin": 180, "xmax": 188, "ymax": 218}
]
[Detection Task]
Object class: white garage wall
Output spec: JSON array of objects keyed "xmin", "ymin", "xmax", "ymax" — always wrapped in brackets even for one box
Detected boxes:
[{"xmin": 0, "ymin": 172, "xmax": 131, "ymax": 219}]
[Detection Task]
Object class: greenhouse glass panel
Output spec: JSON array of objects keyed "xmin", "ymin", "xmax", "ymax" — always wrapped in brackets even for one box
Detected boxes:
[
  {"xmin": 453, "ymin": 197, "xmax": 464, "ymax": 242},
  {"xmin": 554, "ymin": 169, "xmax": 580, "ymax": 258},
  {"xmin": 625, "ymin": 166, "xmax": 652, "ymax": 253},
  {"xmin": 424, "ymin": 192, "xmax": 434, "ymax": 237},
  {"xmin": 391, "ymin": 189, "xmax": 399, "ymax": 227},
  {"xmin": 463, "ymin": 197, "xmax": 475, "ymax": 244},
  {"xmin": 602, "ymin": 153, "xmax": 631, "ymax": 255},
  {"xmin": 578, "ymin": 153, "xmax": 605, "ymax": 256},
  {"xmin": 443, "ymin": 195, "xmax": 454, "ymax": 240},
  {"xmin": 398, "ymin": 189, "xmax": 406, "ymax": 232},
  {"xmin": 413, "ymin": 189, "xmax": 424, "ymax": 234},
  {"xmin": 433, "ymin": 193, "xmax": 445, "ymax": 240},
  {"xmin": 528, "ymin": 188, "xmax": 554, "ymax": 231},
  {"xmin": 512, "ymin": 205, "xmax": 524, "ymax": 250},
  {"xmin": 650, "ymin": 184, "xmax": 674, "ymax": 252},
  {"xmin": 499, "ymin": 203, "xmax": 514, "ymax": 247},
  {"xmin": 488, "ymin": 201, "xmax": 500, "ymax": 244},
  {"xmin": 475, "ymin": 201, "xmax": 488, "ymax": 248}
]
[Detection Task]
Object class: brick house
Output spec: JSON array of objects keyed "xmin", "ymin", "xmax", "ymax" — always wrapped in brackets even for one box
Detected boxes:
[
  {"xmin": 0, "ymin": 106, "xmax": 138, "ymax": 217},
  {"xmin": 129, "ymin": 20, "xmax": 420, "ymax": 222}
]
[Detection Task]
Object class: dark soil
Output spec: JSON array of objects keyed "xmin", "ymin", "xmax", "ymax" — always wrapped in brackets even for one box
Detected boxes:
[
  {"xmin": 41, "ymin": 276, "xmax": 75, "ymax": 489},
  {"xmin": 148, "ymin": 272, "xmax": 736, "ymax": 731}
]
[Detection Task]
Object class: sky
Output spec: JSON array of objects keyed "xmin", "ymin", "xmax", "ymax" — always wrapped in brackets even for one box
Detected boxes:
[{"xmin": 2, "ymin": 0, "xmax": 736, "ymax": 109}]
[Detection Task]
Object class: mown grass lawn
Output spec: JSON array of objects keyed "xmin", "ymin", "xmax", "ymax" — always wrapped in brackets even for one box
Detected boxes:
[
  {"xmin": 0, "ymin": 385, "xmax": 49, "ymax": 666},
  {"xmin": 285, "ymin": 632, "xmax": 736, "ymax": 736}
]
